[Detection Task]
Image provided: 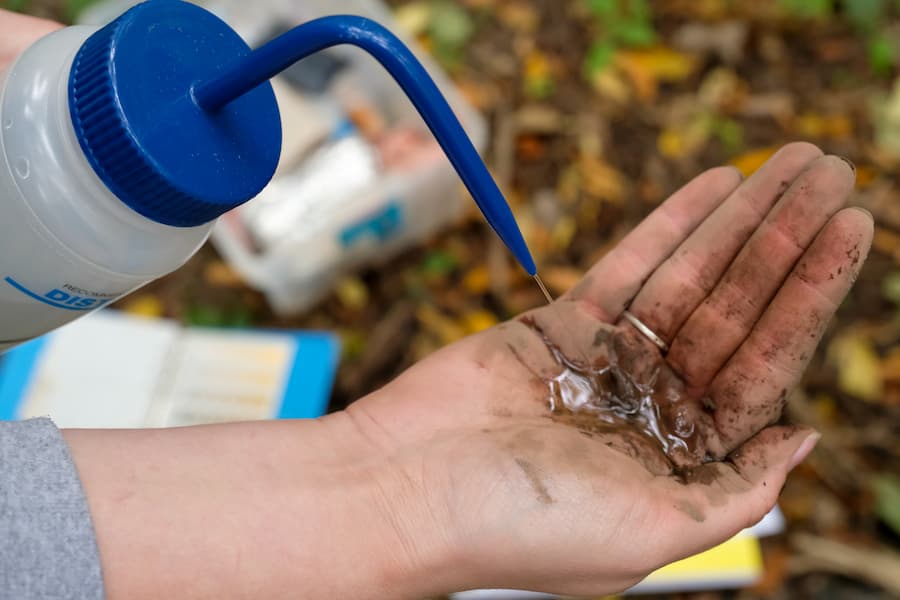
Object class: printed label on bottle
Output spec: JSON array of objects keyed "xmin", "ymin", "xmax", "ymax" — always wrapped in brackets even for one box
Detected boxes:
[
  {"xmin": 3, "ymin": 276, "xmax": 120, "ymax": 311},
  {"xmin": 0, "ymin": 265, "xmax": 139, "ymax": 342}
]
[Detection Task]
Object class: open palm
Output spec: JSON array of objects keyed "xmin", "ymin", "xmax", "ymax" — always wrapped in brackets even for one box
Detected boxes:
[{"xmin": 347, "ymin": 143, "xmax": 871, "ymax": 596}]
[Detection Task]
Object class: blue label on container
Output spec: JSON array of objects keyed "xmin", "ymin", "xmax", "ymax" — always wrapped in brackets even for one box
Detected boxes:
[
  {"xmin": 339, "ymin": 201, "xmax": 404, "ymax": 248},
  {"xmin": 4, "ymin": 277, "xmax": 113, "ymax": 311}
]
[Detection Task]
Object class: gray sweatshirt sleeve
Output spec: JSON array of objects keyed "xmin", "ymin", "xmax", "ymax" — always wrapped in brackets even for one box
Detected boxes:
[{"xmin": 0, "ymin": 417, "xmax": 105, "ymax": 599}]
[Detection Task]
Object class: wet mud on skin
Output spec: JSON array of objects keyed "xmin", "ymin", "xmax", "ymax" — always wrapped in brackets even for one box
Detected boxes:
[
  {"xmin": 514, "ymin": 458, "xmax": 554, "ymax": 505},
  {"xmin": 516, "ymin": 314, "xmax": 720, "ymax": 473}
]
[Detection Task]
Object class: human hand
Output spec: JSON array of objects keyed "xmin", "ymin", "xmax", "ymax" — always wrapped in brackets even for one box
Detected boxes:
[
  {"xmin": 0, "ymin": 9, "xmax": 60, "ymax": 71},
  {"xmin": 347, "ymin": 143, "xmax": 872, "ymax": 596}
]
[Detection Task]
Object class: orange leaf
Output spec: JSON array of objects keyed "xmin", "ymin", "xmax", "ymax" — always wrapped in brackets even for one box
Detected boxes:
[
  {"xmin": 729, "ymin": 146, "xmax": 779, "ymax": 178},
  {"xmin": 122, "ymin": 295, "xmax": 163, "ymax": 319},
  {"xmin": 615, "ymin": 47, "xmax": 698, "ymax": 102}
]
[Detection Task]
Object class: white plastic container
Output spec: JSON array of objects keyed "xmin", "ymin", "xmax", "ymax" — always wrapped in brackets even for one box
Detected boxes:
[
  {"xmin": 83, "ymin": 0, "xmax": 489, "ymax": 316},
  {"xmin": 210, "ymin": 0, "xmax": 488, "ymax": 315},
  {"xmin": 0, "ymin": 24, "xmax": 212, "ymax": 352}
]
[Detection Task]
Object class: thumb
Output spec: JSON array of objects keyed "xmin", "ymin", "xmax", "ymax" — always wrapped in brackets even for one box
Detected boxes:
[{"xmin": 649, "ymin": 425, "xmax": 818, "ymax": 568}]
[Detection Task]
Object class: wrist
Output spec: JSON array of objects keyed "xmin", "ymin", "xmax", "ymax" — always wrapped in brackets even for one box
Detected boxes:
[{"xmin": 317, "ymin": 409, "xmax": 465, "ymax": 598}]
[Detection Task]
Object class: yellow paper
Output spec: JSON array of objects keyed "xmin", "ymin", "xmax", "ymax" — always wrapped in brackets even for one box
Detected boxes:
[{"xmin": 633, "ymin": 533, "xmax": 762, "ymax": 593}]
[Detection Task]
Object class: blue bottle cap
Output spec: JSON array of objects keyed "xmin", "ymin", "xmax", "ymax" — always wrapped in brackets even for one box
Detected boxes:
[{"xmin": 68, "ymin": 0, "xmax": 282, "ymax": 227}]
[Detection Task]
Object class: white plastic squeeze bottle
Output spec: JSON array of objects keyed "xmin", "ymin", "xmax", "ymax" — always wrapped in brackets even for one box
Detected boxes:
[{"xmin": 0, "ymin": 0, "xmax": 537, "ymax": 354}]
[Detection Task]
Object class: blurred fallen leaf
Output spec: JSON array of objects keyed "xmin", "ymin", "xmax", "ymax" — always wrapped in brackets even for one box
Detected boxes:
[
  {"xmin": 556, "ymin": 163, "xmax": 582, "ymax": 205},
  {"xmin": 121, "ymin": 295, "xmax": 163, "ymax": 319},
  {"xmin": 697, "ymin": 67, "xmax": 747, "ymax": 110},
  {"xmin": 671, "ymin": 20, "xmax": 748, "ymax": 64},
  {"xmin": 739, "ymin": 92, "xmax": 795, "ymax": 126},
  {"xmin": 340, "ymin": 302, "xmax": 415, "ymax": 396},
  {"xmin": 873, "ymin": 76, "xmax": 900, "ymax": 161},
  {"xmin": 427, "ymin": 1, "xmax": 475, "ymax": 69},
  {"xmin": 854, "ymin": 165, "xmax": 879, "ymax": 189},
  {"xmin": 792, "ymin": 111, "xmax": 853, "ymax": 140},
  {"xmin": 873, "ymin": 474, "xmax": 900, "ymax": 537},
  {"xmin": 791, "ymin": 533, "xmax": 900, "ymax": 596},
  {"xmin": 515, "ymin": 104, "xmax": 565, "ymax": 133},
  {"xmin": 463, "ymin": 265, "xmax": 491, "ymax": 295},
  {"xmin": 812, "ymin": 393, "xmax": 838, "ymax": 425},
  {"xmin": 411, "ymin": 331, "xmax": 439, "ymax": 362},
  {"xmin": 454, "ymin": 77, "xmax": 500, "ymax": 111},
  {"xmin": 780, "ymin": 479, "xmax": 815, "ymax": 521},
  {"xmin": 516, "ymin": 134, "xmax": 547, "ymax": 161},
  {"xmin": 579, "ymin": 154, "xmax": 627, "ymax": 204},
  {"xmin": 712, "ymin": 117, "xmax": 744, "ymax": 154},
  {"xmin": 339, "ymin": 328, "xmax": 367, "ymax": 360},
  {"xmin": 186, "ymin": 304, "xmax": 229, "ymax": 327},
  {"xmin": 589, "ymin": 67, "xmax": 631, "ymax": 104},
  {"xmin": 615, "ymin": 47, "xmax": 699, "ymax": 101},
  {"xmin": 657, "ymin": 113, "xmax": 713, "ymax": 159},
  {"xmin": 496, "ymin": 2, "xmax": 539, "ymax": 32},
  {"xmin": 542, "ymin": 266, "xmax": 583, "ymax": 295},
  {"xmin": 204, "ymin": 260, "xmax": 245, "ymax": 288},
  {"xmin": 523, "ymin": 50, "xmax": 555, "ymax": 100},
  {"xmin": 882, "ymin": 271, "xmax": 900, "ymax": 303},
  {"xmin": 550, "ymin": 216, "xmax": 578, "ymax": 252},
  {"xmin": 394, "ymin": 1, "xmax": 431, "ymax": 37},
  {"xmin": 729, "ymin": 146, "xmax": 779, "ymax": 178},
  {"xmin": 881, "ymin": 346, "xmax": 900, "ymax": 380},
  {"xmin": 750, "ymin": 543, "xmax": 790, "ymax": 596},
  {"xmin": 335, "ymin": 276, "xmax": 369, "ymax": 311},
  {"xmin": 417, "ymin": 304, "xmax": 466, "ymax": 345},
  {"xmin": 827, "ymin": 332, "xmax": 884, "ymax": 402},
  {"xmin": 867, "ymin": 32, "xmax": 897, "ymax": 78},
  {"xmin": 422, "ymin": 249, "xmax": 459, "ymax": 282},
  {"xmin": 460, "ymin": 309, "xmax": 499, "ymax": 334}
]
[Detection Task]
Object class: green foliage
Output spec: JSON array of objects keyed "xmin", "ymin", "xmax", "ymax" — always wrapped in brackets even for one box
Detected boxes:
[
  {"xmin": 781, "ymin": 0, "xmax": 833, "ymax": 19},
  {"xmin": 712, "ymin": 118, "xmax": 744, "ymax": 155},
  {"xmin": 2, "ymin": 0, "xmax": 103, "ymax": 23},
  {"xmin": 426, "ymin": 0, "xmax": 475, "ymax": 72},
  {"xmin": 524, "ymin": 72, "xmax": 554, "ymax": 100},
  {"xmin": 65, "ymin": 0, "xmax": 104, "ymax": 22},
  {"xmin": 421, "ymin": 249, "xmax": 458, "ymax": 278},
  {"xmin": 882, "ymin": 272, "xmax": 900, "ymax": 305},
  {"xmin": 582, "ymin": 0, "xmax": 656, "ymax": 78},
  {"xmin": 584, "ymin": 41, "xmax": 616, "ymax": 75},
  {"xmin": 873, "ymin": 474, "xmax": 900, "ymax": 537},
  {"xmin": 868, "ymin": 32, "xmax": 897, "ymax": 76},
  {"xmin": 781, "ymin": 0, "xmax": 898, "ymax": 76},
  {"xmin": 2, "ymin": 0, "xmax": 32, "ymax": 11},
  {"xmin": 845, "ymin": 0, "xmax": 889, "ymax": 30},
  {"xmin": 186, "ymin": 303, "xmax": 253, "ymax": 328}
]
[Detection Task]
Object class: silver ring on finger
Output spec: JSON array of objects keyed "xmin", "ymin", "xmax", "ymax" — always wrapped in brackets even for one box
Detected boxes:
[{"xmin": 622, "ymin": 310, "xmax": 669, "ymax": 354}]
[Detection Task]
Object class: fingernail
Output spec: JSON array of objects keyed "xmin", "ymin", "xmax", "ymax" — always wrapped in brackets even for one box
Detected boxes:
[
  {"xmin": 838, "ymin": 155, "xmax": 856, "ymax": 173},
  {"xmin": 788, "ymin": 432, "xmax": 821, "ymax": 471},
  {"xmin": 850, "ymin": 206, "xmax": 874, "ymax": 221}
]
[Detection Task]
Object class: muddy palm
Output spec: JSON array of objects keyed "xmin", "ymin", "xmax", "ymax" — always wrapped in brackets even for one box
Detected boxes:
[{"xmin": 347, "ymin": 143, "xmax": 871, "ymax": 595}]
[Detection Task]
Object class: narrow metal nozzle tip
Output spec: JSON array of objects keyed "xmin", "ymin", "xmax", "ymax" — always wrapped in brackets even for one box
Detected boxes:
[{"xmin": 533, "ymin": 274, "xmax": 553, "ymax": 305}]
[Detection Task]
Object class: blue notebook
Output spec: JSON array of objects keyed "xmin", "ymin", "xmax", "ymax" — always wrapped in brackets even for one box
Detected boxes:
[{"xmin": 0, "ymin": 310, "xmax": 340, "ymax": 428}]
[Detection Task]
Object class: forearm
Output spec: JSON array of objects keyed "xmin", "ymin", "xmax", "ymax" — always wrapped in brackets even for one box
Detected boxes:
[{"xmin": 63, "ymin": 415, "xmax": 454, "ymax": 599}]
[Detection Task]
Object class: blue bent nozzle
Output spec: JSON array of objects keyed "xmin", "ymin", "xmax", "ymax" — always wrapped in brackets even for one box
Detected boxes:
[{"xmin": 192, "ymin": 15, "xmax": 537, "ymax": 276}]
